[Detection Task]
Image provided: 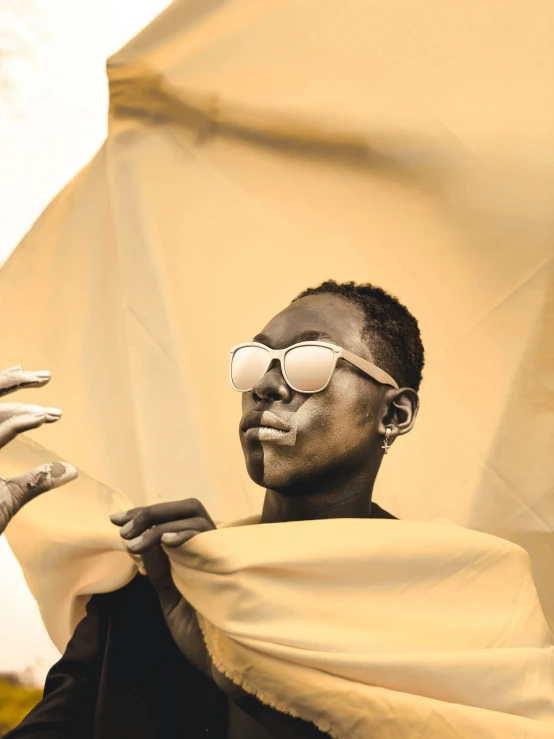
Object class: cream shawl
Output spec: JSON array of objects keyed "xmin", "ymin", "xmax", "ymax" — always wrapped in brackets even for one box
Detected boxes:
[{"xmin": 5, "ymin": 439, "xmax": 554, "ymax": 739}]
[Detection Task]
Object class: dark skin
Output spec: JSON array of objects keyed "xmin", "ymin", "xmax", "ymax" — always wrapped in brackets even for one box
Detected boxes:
[
  {"xmin": 243, "ymin": 294, "xmax": 418, "ymax": 521},
  {"xmin": 110, "ymin": 293, "xmax": 419, "ymax": 737}
]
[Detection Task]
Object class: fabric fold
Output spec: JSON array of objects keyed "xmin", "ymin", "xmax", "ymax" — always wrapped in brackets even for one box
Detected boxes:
[
  {"xmin": 6, "ymin": 455, "xmax": 554, "ymax": 738},
  {"xmin": 176, "ymin": 518, "xmax": 554, "ymax": 738}
]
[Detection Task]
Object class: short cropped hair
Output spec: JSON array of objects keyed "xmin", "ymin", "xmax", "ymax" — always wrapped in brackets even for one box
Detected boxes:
[{"xmin": 292, "ymin": 280, "xmax": 425, "ymax": 391}]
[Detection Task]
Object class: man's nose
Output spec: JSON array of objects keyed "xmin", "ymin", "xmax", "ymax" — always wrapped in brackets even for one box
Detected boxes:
[{"xmin": 251, "ymin": 360, "xmax": 292, "ymax": 402}]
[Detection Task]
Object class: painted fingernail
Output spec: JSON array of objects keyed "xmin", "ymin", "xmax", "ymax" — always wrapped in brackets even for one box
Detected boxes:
[
  {"xmin": 125, "ymin": 535, "xmax": 143, "ymax": 550},
  {"xmin": 110, "ymin": 512, "xmax": 129, "ymax": 524},
  {"xmin": 50, "ymin": 463, "xmax": 78, "ymax": 487},
  {"xmin": 51, "ymin": 462, "xmax": 77, "ymax": 478},
  {"xmin": 161, "ymin": 532, "xmax": 178, "ymax": 542},
  {"xmin": 120, "ymin": 520, "xmax": 134, "ymax": 536},
  {"xmin": 51, "ymin": 462, "xmax": 68, "ymax": 479}
]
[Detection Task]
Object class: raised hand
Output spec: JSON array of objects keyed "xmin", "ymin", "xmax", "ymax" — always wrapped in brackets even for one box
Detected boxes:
[
  {"xmin": 109, "ymin": 501, "xmax": 217, "ymax": 673},
  {"xmin": 110, "ymin": 499, "xmax": 245, "ymax": 693},
  {"xmin": 111, "ymin": 502, "xmax": 330, "ymax": 737},
  {"xmin": 0, "ymin": 365, "xmax": 78, "ymax": 535}
]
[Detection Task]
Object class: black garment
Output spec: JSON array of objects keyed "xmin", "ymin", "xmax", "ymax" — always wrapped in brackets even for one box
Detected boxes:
[
  {"xmin": 6, "ymin": 503, "xmax": 397, "ymax": 738},
  {"xmin": 5, "ymin": 574, "xmax": 228, "ymax": 739}
]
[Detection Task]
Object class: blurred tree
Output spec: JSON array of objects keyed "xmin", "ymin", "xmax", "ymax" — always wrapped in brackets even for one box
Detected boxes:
[
  {"xmin": 0, "ymin": 0, "xmax": 46, "ymax": 114},
  {"xmin": 0, "ymin": 672, "xmax": 42, "ymax": 736}
]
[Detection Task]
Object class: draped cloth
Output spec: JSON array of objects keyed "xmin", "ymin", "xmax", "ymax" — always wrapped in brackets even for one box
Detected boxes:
[
  {"xmin": 5, "ymin": 437, "xmax": 554, "ymax": 738},
  {"xmin": 190, "ymin": 520, "xmax": 554, "ymax": 739},
  {"xmin": 2, "ymin": 0, "xmax": 554, "ymax": 734}
]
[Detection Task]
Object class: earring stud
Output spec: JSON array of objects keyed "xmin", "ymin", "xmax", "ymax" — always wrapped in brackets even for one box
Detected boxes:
[{"xmin": 382, "ymin": 426, "xmax": 393, "ymax": 454}]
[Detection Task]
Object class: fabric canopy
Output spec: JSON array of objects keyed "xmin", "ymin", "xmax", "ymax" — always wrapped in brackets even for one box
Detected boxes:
[{"xmin": 2, "ymin": 0, "xmax": 553, "ymax": 659}]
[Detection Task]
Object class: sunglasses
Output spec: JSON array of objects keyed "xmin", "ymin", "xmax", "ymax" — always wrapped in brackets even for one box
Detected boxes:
[{"xmin": 230, "ymin": 341, "xmax": 399, "ymax": 394}]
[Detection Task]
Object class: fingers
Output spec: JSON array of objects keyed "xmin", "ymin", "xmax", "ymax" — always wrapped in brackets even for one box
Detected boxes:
[
  {"xmin": 0, "ymin": 462, "xmax": 78, "ymax": 534},
  {"xmin": 0, "ymin": 406, "xmax": 63, "ymax": 448},
  {"xmin": 109, "ymin": 498, "xmax": 215, "ymax": 537},
  {"xmin": 0, "ymin": 403, "xmax": 62, "ymax": 424},
  {"xmin": 160, "ymin": 530, "xmax": 200, "ymax": 548},
  {"xmin": 127, "ymin": 551, "xmax": 147, "ymax": 575},
  {"xmin": 121, "ymin": 517, "xmax": 212, "ymax": 554},
  {"xmin": 0, "ymin": 367, "xmax": 52, "ymax": 399},
  {"xmin": 8, "ymin": 462, "xmax": 78, "ymax": 500},
  {"xmin": 110, "ymin": 500, "xmax": 217, "ymax": 563},
  {"xmin": 0, "ymin": 365, "xmax": 65, "ymax": 450}
]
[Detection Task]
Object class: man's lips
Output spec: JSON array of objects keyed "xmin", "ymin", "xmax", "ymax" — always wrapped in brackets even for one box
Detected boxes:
[
  {"xmin": 241, "ymin": 410, "xmax": 292, "ymax": 432},
  {"xmin": 242, "ymin": 409, "xmax": 300, "ymax": 447}
]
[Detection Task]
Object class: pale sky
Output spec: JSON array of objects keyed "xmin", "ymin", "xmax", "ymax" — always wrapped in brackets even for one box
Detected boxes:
[{"xmin": 0, "ymin": 0, "xmax": 172, "ymax": 683}]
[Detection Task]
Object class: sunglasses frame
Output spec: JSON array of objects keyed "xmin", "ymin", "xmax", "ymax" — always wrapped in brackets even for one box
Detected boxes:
[{"xmin": 229, "ymin": 341, "xmax": 399, "ymax": 394}]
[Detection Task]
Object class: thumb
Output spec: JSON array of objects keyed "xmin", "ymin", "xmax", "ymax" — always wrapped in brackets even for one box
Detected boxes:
[
  {"xmin": 141, "ymin": 545, "xmax": 183, "ymax": 618},
  {"xmin": 1, "ymin": 462, "xmax": 78, "ymax": 536}
]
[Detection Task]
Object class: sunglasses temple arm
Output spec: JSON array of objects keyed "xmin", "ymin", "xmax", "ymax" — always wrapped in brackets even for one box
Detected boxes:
[{"xmin": 340, "ymin": 349, "xmax": 399, "ymax": 389}]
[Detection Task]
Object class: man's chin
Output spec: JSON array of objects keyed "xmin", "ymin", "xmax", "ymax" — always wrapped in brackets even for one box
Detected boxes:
[
  {"xmin": 252, "ymin": 466, "xmax": 310, "ymax": 494},
  {"xmin": 243, "ymin": 443, "xmax": 320, "ymax": 491},
  {"xmin": 244, "ymin": 459, "xmax": 296, "ymax": 491}
]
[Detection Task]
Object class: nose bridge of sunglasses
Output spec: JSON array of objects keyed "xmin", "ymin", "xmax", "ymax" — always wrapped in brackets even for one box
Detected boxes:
[
  {"xmin": 245, "ymin": 350, "xmax": 283, "ymax": 385},
  {"xmin": 244, "ymin": 357, "xmax": 286, "ymax": 394},
  {"xmin": 265, "ymin": 353, "xmax": 285, "ymax": 377}
]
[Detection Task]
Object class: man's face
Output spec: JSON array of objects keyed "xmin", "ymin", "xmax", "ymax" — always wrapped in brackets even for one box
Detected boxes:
[{"xmin": 239, "ymin": 294, "xmax": 389, "ymax": 491}]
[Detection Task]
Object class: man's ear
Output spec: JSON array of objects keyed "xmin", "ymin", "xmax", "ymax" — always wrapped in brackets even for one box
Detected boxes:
[{"xmin": 378, "ymin": 387, "xmax": 419, "ymax": 444}]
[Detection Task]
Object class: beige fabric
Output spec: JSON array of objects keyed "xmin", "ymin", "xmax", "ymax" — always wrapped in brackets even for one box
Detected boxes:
[
  {"xmin": 192, "ymin": 519, "xmax": 554, "ymax": 738},
  {"xmin": 2, "ymin": 437, "xmax": 137, "ymax": 650},
  {"xmin": 6, "ymin": 451, "xmax": 554, "ymax": 737},
  {"xmin": 1, "ymin": 0, "xmax": 554, "ymax": 731}
]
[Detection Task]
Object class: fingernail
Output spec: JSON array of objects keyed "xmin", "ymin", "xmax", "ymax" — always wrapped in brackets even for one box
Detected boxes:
[
  {"xmin": 120, "ymin": 520, "xmax": 134, "ymax": 536},
  {"xmin": 161, "ymin": 532, "xmax": 178, "ymax": 542},
  {"xmin": 44, "ymin": 407, "xmax": 62, "ymax": 416},
  {"xmin": 50, "ymin": 463, "xmax": 78, "ymax": 488},
  {"xmin": 110, "ymin": 512, "xmax": 129, "ymax": 524},
  {"xmin": 33, "ymin": 371, "xmax": 51, "ymax": 378},
  {"xmin": 51, "ymin": 462, "xmax": 78, "ymax": 480},
  {"xmin": 125, "ymin": 535, "xmax": 143, "ymax": 550},
  {"xmin": 51, "ymin": 462, "xmax": 67, "ymax": 479}
]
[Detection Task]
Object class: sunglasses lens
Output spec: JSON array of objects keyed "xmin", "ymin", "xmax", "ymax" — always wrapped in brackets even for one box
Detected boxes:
[
  {"xmin": 231, "ymin": 345, "xmax": 270, "ymax": 390},
  {"xmin": 284, "ymin": 345, "xmax": 335, "ymax": 392}
]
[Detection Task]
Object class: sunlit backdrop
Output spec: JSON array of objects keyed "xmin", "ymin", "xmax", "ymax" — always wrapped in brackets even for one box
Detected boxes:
[{"xmin": 0, "ymin": 0, "xmax": 171, "ymax": 684}]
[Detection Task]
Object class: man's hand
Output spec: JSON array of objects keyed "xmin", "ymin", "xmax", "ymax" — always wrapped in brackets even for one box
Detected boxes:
[
  {"xmin": 0, "ymin": 365, "xmax": 78, "ymax": 535},
  {"xmin": 109, "ymin": 499, "xmax": 243, "ymax": 692},
  {"xmin": 110, "ymin": 502, "xmax": 330, "ymax": 736}
]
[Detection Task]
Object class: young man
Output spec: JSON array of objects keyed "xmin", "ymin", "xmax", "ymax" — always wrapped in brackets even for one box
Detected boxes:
[{"xmin": 2, "ymin": 280, "xmax": 423, "ymax": 738}]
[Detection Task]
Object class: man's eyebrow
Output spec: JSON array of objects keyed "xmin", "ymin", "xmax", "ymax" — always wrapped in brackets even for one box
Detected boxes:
[{"xmin": 252, "ymin": 330, "xmax": 335, "ymax": 345}]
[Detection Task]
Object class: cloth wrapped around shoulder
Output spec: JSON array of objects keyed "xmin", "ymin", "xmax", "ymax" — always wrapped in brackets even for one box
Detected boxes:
[{"xmin": 5, "ymin": 441, "xmax": 554, "ymax": 739}]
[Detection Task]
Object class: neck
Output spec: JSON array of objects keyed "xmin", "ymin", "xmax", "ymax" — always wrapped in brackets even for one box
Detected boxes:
[{"xmin": 260, "ymin": 465, "xmax": 379, "ymax": 523}]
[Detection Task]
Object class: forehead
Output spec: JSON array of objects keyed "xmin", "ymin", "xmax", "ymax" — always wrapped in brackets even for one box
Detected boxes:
[{"xmin": 255, "ymin": 294, "xmax": 370, "ymax": 356}]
